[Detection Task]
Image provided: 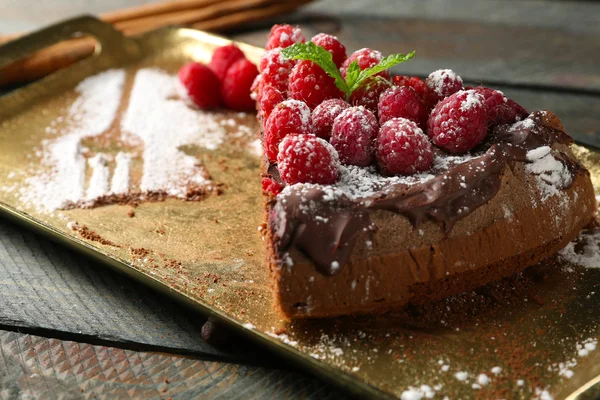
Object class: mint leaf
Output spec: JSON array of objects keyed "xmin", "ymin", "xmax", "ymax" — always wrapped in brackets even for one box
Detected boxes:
[
  {"xmin": 349, "ymin": 51, "xmax": 416, "ymax": 93},
  {"xmin": 281, "ymin": 42, "xmax": 349, "ymax": 95},
  {"xmin": 344, "ymin": 61, "xmax": 361, "ymax": 91},
  {"xmin": 282, "ymin": 43, "xmax": 416, "ymax": 101}
]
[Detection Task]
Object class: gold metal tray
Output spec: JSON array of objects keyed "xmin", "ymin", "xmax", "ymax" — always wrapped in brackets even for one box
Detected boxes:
[{"xmin": 2, "ymin": 17, "xmax": 600, "ymax": 399}]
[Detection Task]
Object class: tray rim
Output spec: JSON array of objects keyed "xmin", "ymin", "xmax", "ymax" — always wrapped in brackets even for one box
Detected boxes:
[{"xmin": 1, "ymin": 15, "xmax": 599, "ymax": 400}]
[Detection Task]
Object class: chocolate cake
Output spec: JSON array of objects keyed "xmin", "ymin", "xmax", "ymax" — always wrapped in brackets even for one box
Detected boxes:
[{"xmin": 254, "ymin": 26, "xmax": 596, "ymax": 318}]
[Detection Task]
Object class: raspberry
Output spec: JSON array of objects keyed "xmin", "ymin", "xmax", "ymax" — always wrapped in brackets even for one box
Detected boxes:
[
  {"xmin": 250, "ymin": 73, "xmax": 262, "ymax": 101},
  {"xmin": 264, "ymin": 99, "xmax": 312, "ymax": 161},
  {"xmin": 177, "ymin": 62, "xmax": 222, "ymax": 109},
  {"xmin": 496, "ymin": 98, "xmax": 529, "ymax": 125},
  {"xmin": 209, "ymin": 44, "xmax": 245, "ymax": 81},
  {"xmin": 277, "ymin": 134, "xmax": 340, "ymax": 185},
  {"xmin": 378, "ymin": 86, "xmax": 427, "ymax": 128},
  {"xmin": 331, "ymin": 106, "xmax": 378, "ymax": 166},
  {"xmin": 258, "ymin": 84, "xmax": 285, "ymax": 120},
  {"xmin": 393, "ymin": 75, "xmax": 428, "ymax": 100},
  {"xmin": 427, "ymin": 89, "xmax": 488, "ymax": 153},
  {"xmin": 262, "ymin": 177, "xmax": 283, "ymax": 196},
  {"xmin": 259, "ymin": 48, "xmax": 295, "ymax": 94},
  {"xmin": 266, "ymin": 24, "xmax": 305, "ymax": 50},
  {"xmin": 311, "ymin": 33, "xmax": 347, "ymax": 67},
  {"xmin": 468, "ymin": 86, "xmax": 529, "ymax": 126},
  {"xmin": 340, "ymin": 48, "xmax": 390, "ymax": 80},
  {"xmin": 311, "ymin": 98, "xmax": 350, "ymax": 140},
  {"xmin": 376, "ymin": 118, "xmax": 434, "ymax": 175},
  {"xmin": 288, "ymin": 60, "xmax": 344, "ymax": 109},
  {"xmin": 349, "ymin": 76, "xmax": 393, "ymax": 114},
  {"xmin": 425, "ymin": 69, "xmax": 463, "ymax": 108},
  {"xmin": 221, "ymin": 58, "xmax": 259, "ymax": 111}
]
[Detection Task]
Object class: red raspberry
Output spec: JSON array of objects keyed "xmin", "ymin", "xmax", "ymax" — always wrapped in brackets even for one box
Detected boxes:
[
  {"xmin": 425, "ymin": 69, "xmax": 463, "ymax": 108},
  {"xmin": 349, "ymin": 76, "xmax": 393, "ymax": 114},
  {"xmin": 277, "ymin": 134, "xmax": 340, "ymax": 185},
  {"xmin": 331, "ymin": 106, "xmax": 379, "ymax": 167},
  {"xmin": 311, "ymin": 98, "xmax": 350, "ymax": 140},
  {"xmin": 221, "ymin": 58, "xmax": 259, "ymax": 111},
  {"xmin": 468, "ymin": 86, "xmax": 529, "ymax": 126},
  {"xmin": 427, "ymin": 89, "xmax": 488, "ymax": 153},
  {"xmin": 341, "ymin": 48, "xmax": 390, "ymax": 80},
  {"xmin": 177, "ymin": 62, "xmax": 222, "ymax": 109},
  {"xmin": 311, "ymin": 33, "xmax": 347, "ymax": 68},
  {"xmin": 264, "ymin": 100, "xmax": 312, "ymax": 161},
  {"xmin": 378, "ymin": 86, "xmax": 427, "ymax": 128},
  {"xmin": 288, "ymin": 60, "xmax": 344, "ymax": 109},
  {"xmin": 393, "ymin": 75, "xmax": 428, "ymax": 100},
  {"xmin": 209, "ymin": 44, "xmax": 245, "ymax": 81},
  {"xmin": 250, "ymin": 73, "xmax": 262, "ymax": 101},
  {"xmin": 259, "ymin": 48, "xmax": 295, "ymax": 94},
  {"xmin": 258, "ymin": 84, "xmax": 285, "ymax": 120},
  {"xmin": 376, "ymin": 118, "xmax": 434, "ymax": 175},
  {"xmin": 265, "ymin": 24, "xmax": 305, "ymax": 50},
  {"xmin": 262, "ymin": 177, "xmax": 283, "ymax": 196},
  {"xmin": 496, "ymin": 98, "xmax": 529, "ymax": 125}
]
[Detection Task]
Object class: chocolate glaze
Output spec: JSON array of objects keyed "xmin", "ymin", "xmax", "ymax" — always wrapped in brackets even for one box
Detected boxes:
[{"xmin": 268, "ymin": 112, "xmax": 586, "ymax": 276}]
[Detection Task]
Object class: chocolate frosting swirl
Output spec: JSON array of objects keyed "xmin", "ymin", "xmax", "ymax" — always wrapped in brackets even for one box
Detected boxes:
[{"xmin": 268, "ymin": 111, "xmax": 585, "ymax": 276}]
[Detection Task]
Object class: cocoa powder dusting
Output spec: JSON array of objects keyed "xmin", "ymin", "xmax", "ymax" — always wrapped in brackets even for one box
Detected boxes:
[{"xmin": 68, "ymin": 222, "xmax": 121, "ymax": 247}]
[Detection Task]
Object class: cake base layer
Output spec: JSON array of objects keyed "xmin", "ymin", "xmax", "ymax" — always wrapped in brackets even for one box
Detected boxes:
[{"xmin": 268, "ymin": 171, "xmax": 595, "ymax": 319}]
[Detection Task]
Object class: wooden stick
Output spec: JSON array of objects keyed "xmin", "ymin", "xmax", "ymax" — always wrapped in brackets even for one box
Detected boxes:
[
  {"xmin": 101, "ymin": 0, "xmax": 224, "ymax": 24},
  {"xmin": 115, "ymin": 0, "xmax": 279, "ymax": 34},
  {"xmin": 0, "ymin": 38, "xmax": 96, "ymax": 87},
  {"xmin": 192, "ymin": 0, "xmax": 313, "ymax": 32}
]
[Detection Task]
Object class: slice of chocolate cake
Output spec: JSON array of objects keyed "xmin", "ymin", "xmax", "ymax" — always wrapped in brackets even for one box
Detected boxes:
[{"xmin": 254, "ymin": 26, "xmax": 596, "ymax": 318}]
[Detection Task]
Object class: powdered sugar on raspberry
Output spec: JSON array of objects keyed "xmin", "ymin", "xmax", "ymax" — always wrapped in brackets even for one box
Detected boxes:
[
  {"xmin": 460, "ymin": 90, "xmax": 483, "ymax": 111},
  {"xmin": 427, "ymin": 69, "xmax": 462, "ymax": 96},
  {"xmin": 284, "ymin": 99, "xmax": 312, "ymax": 127}
]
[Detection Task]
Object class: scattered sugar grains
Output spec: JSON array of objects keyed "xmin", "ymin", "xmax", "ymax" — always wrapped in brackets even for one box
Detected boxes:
[
  {"xmin": 276, "ymin": 153, "xmax": 475, "ymax": 207},
  {"xmin": 454, "ymin": 371, "xmax": 468, "ymax": 381},
  {"xmin": 400, "ymin": 385, "xmax": 435, "ymax": 400}
]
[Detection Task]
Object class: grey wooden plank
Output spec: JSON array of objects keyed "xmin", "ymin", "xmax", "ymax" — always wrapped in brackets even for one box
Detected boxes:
[
  {"xmin": 306, "ymin": 0, "xmax": 600, "ymax": 34},
  {"xmin": 0, "ymin": 217, "xmax": 232, "ymax": 358},
  {"xmin": 0, "ymin": 330, "xmax": 344, "ymax": 399}
]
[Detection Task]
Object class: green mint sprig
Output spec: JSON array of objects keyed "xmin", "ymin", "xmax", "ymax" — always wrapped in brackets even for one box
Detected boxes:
[{"xmin": 281, "ymin": 42, "xmax": 415, "ymax": 100}]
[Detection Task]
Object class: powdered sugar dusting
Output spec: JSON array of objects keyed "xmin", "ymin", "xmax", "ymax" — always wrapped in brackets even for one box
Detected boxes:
[
  {"xmin": 460, "ymin": 90, "xmax": 483, "ymax": 111},
  {"xmin": 525, "ymin": 146, "xmax": 572, "ymax": 201},
  {"xmin": 122, "ymin": 68, "xmax": 223, "ymax": 196},
  {"xmin": 277, "ymin": 152, "xmax": 474, "ymax": 205},
  {"xmin": 10, "ymin": 67, "xmax": 253, "ymax": 212},
  {"xmin": 110, "ymin": 152, "xmax": 131, "ymax": 194},
  {"xmin": 18, "ymin": 69, "xmax": 125, "ymax": 211},
  {"xmin": 559, "ymin": 227, "xmax": 600, "ymax": 268},
  {"xmin": 86, "ymin": 153, "xmax": 110, "ymax": 200},
  {"xmin": 427, "ymin": 69, "xmax": 463, "ymax": 96}
]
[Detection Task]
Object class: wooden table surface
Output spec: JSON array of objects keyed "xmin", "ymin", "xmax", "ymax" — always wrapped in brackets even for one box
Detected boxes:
[{"xmin": 0, "ymin": 0, "xmax": 599, "ymax": 398}]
